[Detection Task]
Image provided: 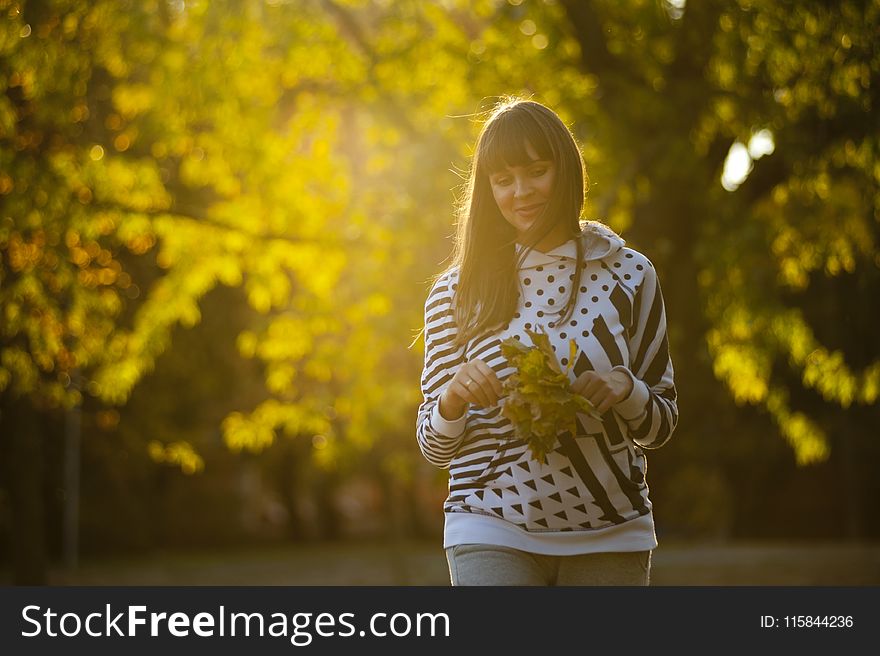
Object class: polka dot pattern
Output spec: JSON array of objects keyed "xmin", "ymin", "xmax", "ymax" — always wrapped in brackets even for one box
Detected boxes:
[{"xmin": 502, "ymin": 248, "xmax": 651, "ymax": 383}]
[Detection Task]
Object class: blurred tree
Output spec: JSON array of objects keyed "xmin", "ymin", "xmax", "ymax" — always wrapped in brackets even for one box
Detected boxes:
[
  {"xmin": 0, "ymin": 0, "xmax": 357, "ymax": 582},
  {"xmin": 548, "ymin": 0, "xmax": 878, "ymax": 536},
  {"xmin": 1, "ymin": 0, "xmax": 877, "ymax": 584}
]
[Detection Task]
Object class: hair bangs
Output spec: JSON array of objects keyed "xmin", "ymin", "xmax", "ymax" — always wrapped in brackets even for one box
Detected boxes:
[{"xmin": 477, "ymin": 109, "xmax": 554, "ymax": 175}]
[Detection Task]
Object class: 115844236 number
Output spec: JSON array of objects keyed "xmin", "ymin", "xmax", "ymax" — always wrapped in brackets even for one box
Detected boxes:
[{"xmin": 783, "ymin": 616, "xmax": 853, "ymax": 628}]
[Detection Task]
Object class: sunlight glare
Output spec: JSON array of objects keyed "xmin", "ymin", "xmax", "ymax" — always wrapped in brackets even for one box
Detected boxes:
[
  {"xmin": 748, "ymin": 129, "xmax": 775, "ymax": 159},
  {"xmin": 723, "ymin": 129, "xmax": 775, "ymax": 191},
  {"xmin": 664, "ymin": 0, "xmax": 686, "ymax": 20},
  {"xmin": 721, "ymin": 142, "xmax": 752, "ymax": 191}
]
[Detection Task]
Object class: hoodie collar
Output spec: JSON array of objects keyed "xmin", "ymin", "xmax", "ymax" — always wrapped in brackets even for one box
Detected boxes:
[{"xmin": 515, "ymin": 221, "xmax": 625, "ymax": 269}]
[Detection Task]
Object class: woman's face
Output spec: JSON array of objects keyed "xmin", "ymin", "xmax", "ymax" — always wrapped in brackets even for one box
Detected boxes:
[{"xmin": 488, "ymin": 142, "xmax": 562, "ymax": 249}]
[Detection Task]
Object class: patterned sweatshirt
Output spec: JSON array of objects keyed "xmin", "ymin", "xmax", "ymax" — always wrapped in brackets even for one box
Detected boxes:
[{"xmin": 416, "ymin": 222, "xmax": 678, "ymax": 555}]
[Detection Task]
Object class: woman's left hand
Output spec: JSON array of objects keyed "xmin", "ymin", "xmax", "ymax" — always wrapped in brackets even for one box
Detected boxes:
[{"xmin": 571, "ymin": 369, "xmax": 634, "ymax": 416}]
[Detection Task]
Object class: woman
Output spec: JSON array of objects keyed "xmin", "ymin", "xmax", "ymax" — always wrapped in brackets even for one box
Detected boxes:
[{"xmin": 416, "ymin": 98, "xmax": 678, "ymax": 586}]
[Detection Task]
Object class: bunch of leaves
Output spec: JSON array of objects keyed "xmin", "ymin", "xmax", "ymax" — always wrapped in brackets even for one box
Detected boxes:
[{"xmin": 499, "ymin": 327, "xmax": 601, "ymax": 464}]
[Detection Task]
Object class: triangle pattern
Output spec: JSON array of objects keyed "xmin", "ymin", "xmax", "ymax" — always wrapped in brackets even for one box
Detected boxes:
[{"xmin": 486, "ymin": 447, "xmax": 614, "ymax": 532}]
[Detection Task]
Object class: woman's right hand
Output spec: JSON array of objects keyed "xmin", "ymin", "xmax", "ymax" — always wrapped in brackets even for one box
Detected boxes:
[{"xmin": 438, "ymin": 359, "xmax": 504, "ymax": 420}]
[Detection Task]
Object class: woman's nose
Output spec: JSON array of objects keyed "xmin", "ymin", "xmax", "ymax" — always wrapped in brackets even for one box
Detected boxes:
[{"xmin": 513, "ymin": 176, "xmax": 533, "ymax": 198}]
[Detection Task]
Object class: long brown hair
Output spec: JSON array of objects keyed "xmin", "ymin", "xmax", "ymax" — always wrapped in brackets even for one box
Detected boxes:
[{"xmin": 442, "ymin": 98, "xmax": 590, "ymax": 348}]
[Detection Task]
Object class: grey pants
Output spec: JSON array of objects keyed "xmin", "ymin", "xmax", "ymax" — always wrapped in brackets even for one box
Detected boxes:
[{"xmin": 446, "ymin": 543, "xmax": 651, "ymax": 586}]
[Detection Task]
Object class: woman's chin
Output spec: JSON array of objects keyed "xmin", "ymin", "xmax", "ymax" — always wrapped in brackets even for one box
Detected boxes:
[{"xmin": 512, "ymin": 219, "xmax": 536, "ymax": 237}]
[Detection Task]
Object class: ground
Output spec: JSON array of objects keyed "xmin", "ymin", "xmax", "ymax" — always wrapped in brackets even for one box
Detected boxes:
[{"xmin": 5, "ymin": 540, "xmax": 879, "ymax": 586}]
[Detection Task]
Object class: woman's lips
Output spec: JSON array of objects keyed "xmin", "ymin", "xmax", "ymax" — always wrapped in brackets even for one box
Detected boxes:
[{"xmin": 515, "ymin": 203, "xmax": 545, "ymax": 219}]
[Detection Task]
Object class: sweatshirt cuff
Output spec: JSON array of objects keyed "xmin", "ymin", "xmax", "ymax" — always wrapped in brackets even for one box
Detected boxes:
[
  {"xmin": 430, "ymin": 401, "xmax": 467, "ymax": 438},
  {"xmin": 611, "ymin": 366, "xmax": 651, "ymax": 422}
]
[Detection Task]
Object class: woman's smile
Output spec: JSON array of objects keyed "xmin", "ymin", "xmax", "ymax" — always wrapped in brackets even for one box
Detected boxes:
[{"xmin": 515, "ymin": 202, "xmax": 546, "ymax": 219}]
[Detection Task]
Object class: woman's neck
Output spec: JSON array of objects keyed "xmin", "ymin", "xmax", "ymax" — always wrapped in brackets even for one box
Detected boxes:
[{"xmin": 517, "ymin": 226, "xmax": 574, "ymax": 253}]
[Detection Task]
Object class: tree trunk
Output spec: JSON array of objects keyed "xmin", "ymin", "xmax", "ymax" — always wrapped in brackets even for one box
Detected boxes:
[
  {"xmin": 3, "ymin": 397, "xmax": 48, "ymax": 585},
  {"xmin": 275, "ymin": 438, "xmax": 308, "ymax": 542},
  {"xmin": 838, "ymin": 413, "xmax": 862, "ymax": 541},
  {"xmin": 313, "ymin": 467, "xmax": 341, "ymax": 540}
]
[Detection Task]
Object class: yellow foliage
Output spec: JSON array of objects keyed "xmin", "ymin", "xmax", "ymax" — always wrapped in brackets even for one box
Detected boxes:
[
  {"xmin": 236, "ymin": 331, "xmax": 258, "ymax": 358},
  {"xmin": 1, "ymin": 347, "xmax": 39, "ymax": 394},
  {"xmin": 711, "ymin": 342, "xmax": 769, "ymax": 405},
  {"xmin": 258, "ymin": 316, "xmax": 312, "ymax": 361},
  {"xmin": 222, "ymin": 411, "xmax": 276, "ymax": 453},
  {"xmin": 766, "ymin": 389, "xmax": 829, "ymax": 465},
  {"xmin": 266, "ymin": 362, "xmax": 297, "ymax": 395},
  {"xmin": 861, "ymin": 363, "xmax": 880, "ymax": 404},
  {"xmin": 3, "ymin": 0, "xmax": 875, "ymax": 478},
  {"xmin": 223, "ymin": 398, "xmax": 333, "ymax": 454},
  {"xmin": 802, "ymin": 349, "xmax": 858, "ymax": 407},
  {"xmin": 147, "ymin": 440, "xmax": 204, "ymax": 475},
  {"xmin": 246, "ymin": 284, "xmax": 272, "ymax": 314}
]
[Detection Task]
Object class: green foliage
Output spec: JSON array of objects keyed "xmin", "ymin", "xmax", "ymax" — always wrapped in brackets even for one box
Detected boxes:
[
  {"xmin": 694, "ymin": 0, "xmax": 880, "ymax": 463},
  {"xmin": 1, "ymin": 0, "xmax": 876, "ymax": 482},
  {"xmin": 500, "ymin": 327, "xmax": 599, "ymax": 464}
]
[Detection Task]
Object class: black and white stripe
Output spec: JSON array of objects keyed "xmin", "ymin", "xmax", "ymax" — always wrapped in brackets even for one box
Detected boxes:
[{"xmin": 416, "ymin": 239, "xmax": 678, "ymax": 537}]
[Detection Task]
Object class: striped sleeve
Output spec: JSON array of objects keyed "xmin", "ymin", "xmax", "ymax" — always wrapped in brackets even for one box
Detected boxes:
[
  {"xmin": 415, "ymin": 272, "xmax": 469, "ymax": 468},
  {"xmin": 612, "ymin": 260, "xmax": 678, "ymax": 448}
]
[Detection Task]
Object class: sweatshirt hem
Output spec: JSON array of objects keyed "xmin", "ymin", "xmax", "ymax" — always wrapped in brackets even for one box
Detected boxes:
[{"xmin": 443, "ymin": 511, "xmax": 657, "ymax": 556}]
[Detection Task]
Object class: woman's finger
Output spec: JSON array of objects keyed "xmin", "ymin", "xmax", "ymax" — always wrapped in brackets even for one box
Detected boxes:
[
  {"xmin": 472, "ymin": 359, "xmax": 503, "ymax": 401},
  {"xmin": 576, "ymin": 372, "xmax": 603, "ymax": 398},
  {"xmin": 595, "ymin": 393, "xmax": 614, "ymax": 415},
  {"xmin": 461, "ymin": 368, "xmax": 492, "ymax": 408},
  {"xmin": 587, "ymin": 381, "xmax": 614, "ymax": 411},
  {"xmin": 449, "ymin": 378, "xmax": 472, "ymax": 406},
  {"xmin": 571, "ymin": 371, "xmax": 594, "ymax": 395},
  {"xmin": 452, "ymin": 367, "xmax": 479, "ymax": 404},
  {"xmin": 587, "ymin": 380, "xmax": 607, "ymax": 400}
]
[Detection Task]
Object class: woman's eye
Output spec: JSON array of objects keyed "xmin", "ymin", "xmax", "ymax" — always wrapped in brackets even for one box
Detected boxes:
[
  {"xmin": 531, "ymin": 168, "xmax": 547, "ymax": 176},
  {"xmin": 494, "ymin": 178, "xmax": 512, "ymax": 186}
]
